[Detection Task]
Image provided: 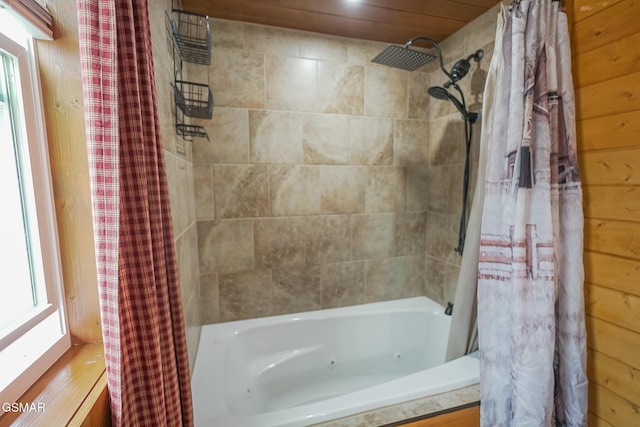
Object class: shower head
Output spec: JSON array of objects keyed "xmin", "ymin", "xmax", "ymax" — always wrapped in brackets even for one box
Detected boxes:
[
  {"xmin": 428, "ymin": 85, "xmax": 476, "ymax": 122},
  {"xmin": 371, "ymin": 44, "xmax": 436, "ymax": 71},
  {"xmin": 427, "ymin": 86, "xmax": 450, "ymax": 100},
  {"xmin": 372, "ymin": 36, "xmax": 452, "ymax": 78}
]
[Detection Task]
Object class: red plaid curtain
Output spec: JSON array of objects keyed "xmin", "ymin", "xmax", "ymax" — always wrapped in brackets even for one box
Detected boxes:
[{"xmin": 78, "ymin": 0, "xmax": 194, "ymax": 425}]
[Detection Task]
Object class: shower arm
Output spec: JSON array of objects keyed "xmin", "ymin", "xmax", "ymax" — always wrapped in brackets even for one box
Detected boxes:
[{"xmin": 404, "ymin": 36, "xmax": 454, "ymax": 82}]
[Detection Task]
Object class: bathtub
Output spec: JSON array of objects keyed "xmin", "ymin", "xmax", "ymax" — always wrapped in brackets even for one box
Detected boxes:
[{"xmin": 191, "ymin": 297, "xmax": 479, "ymax": 427}]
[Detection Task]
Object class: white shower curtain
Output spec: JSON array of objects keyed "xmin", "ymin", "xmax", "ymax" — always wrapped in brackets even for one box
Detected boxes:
[{"xmin": 477, "ymin": 0, "xmax": 588, "ymax": 425}]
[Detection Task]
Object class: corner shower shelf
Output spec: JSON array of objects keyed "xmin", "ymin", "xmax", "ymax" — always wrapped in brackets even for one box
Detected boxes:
[
  {"xmin": 171, "ymin": 9, "xmax": 211, "ymax": 65},
  {"xmin": 174, "ymin": 80, "xmax": 213, "ymax": 119},
  {"xmin": 176, "ymin": 124, "xmax": 210, "ymax": 141},
  {"xmin": 171, "ymin": 9, "xmax": 213, "ymax": 141}
]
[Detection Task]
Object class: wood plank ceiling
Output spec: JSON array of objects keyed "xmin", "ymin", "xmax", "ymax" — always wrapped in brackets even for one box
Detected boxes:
[{"xmin": 181, "ymin": 0, "xmax": 500, "ymax": 44}]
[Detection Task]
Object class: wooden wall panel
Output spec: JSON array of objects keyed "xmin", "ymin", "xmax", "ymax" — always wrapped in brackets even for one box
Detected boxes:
[
  {"xmin": 586, "ymin": 316, "xmax": 640, "ymax": 371},
  {"xmin": 577, "ymin": 111, "xmax": 640, "ymax": 152},
  {"xmin": 573, "ymin": 31, "xmax": 640, "ymax": 87},
  {"xmin": 584, "ymin": 251, "xmax": 640, "ymax": 296},
  {"xmin": 572, "ymin": 0, "xmax": 640, "ymax": 55},
  {"xmin": 587, "ymin": 349, "xmax": 640, "ymax": 408},
  {"xmin": 576, "ymin": 72, "xmax": 640, "ymax": 120},
  {"xmin": 571, "ymin": 0, "xmax": 625, "ymax": 23},
  {"xmin": 36, "ymin": 0, "xmax": 102, "ymax": 343},
  {"xmin": 589, "ymin": 383, "xmax": 640, "ymax": 426},
  {"xmin": 579, "ymin": 149, "xmax": 640, "ymax": 185},
  {"xmin": 585, "ymin": 284, "xmax": 640, "ymax": 334},
  {"xmin": 572, "ymin": 1, "xmax": 640, "ymax": 423},
  {"xmin": 583, "ymin": 218, "xmax": 640, "ymax": 259},
  {"xmin": 583, "ymin": 186, "xmax": 640, "ymax": 221}
]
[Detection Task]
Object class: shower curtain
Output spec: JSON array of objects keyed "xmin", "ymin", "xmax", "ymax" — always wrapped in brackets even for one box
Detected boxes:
[
  {"xmin": 77, "ymin": 0, "xmax": 194, "ymax": 425},
  {"xmin": 477, "ymin": 0, "xmax": 587, "ymax": 425}
]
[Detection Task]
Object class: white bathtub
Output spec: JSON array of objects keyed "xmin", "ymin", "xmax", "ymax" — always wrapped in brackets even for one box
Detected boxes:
[{"xmin": 191, "ymin": 297, "xmax": 479, "ymax": 427}]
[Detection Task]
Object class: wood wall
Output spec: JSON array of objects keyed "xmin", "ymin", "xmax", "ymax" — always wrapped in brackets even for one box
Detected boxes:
[
  {"xmin": 36, "ymin": 0, "xmax": 102, "ymax": 344},
  {"xmin": 570, "ymin": 0, "xmax": 640, "ymax": 425}
]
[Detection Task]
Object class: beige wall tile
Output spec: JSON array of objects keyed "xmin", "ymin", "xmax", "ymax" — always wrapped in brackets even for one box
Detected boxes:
[
  {"xmin": 463, "ymin": 4, "xmax": 501, "ymax": 54},
  {"xmin": 193, "ymin": 107, "xmax": 249, "ymax": 164},
  {"xmin": 254, "ymin": 217, "xmax": 307, "ymax": 269},
  {"xmin": 213, "ymin": 165, "xmax": 270, "ymax": 218},
  {"xmin": 426, "ymin": 212, "xmax": 460, "ymax": 265},
  {"xmin": 319, "ymin": 166, "xmax": 366, "ymax": 214},
  {"xmin": 347, "ymin": 39, "xmax": 389, "ymax": 67},
  {"xmin": 448, "ymin": 164, "xmax": 466, "ymax": 215},
  {"xmin": 427, "ymin": 166, "xmax": 450, "ymax": 213},
  {"xmin": 165, "ymin": 150, "xmax": 179, "ymax": 230},
  {"xmin": 438, "ymin": 30, "xmax": 466, "ymax": 71},
  {"xmin": 211, "ymin": 48, "xmax": 265, "ymax": 108},
  {"xmin": 304, "ymin": 115, "xmax": 393, "ymax": 165},
  {"xmin": 396, "ymin": 212, "xmax": 427, "ymax": 256},
  {"xmin": 365, "ymin": 257, "xmax": 406, "ymax": 302},
  {"xmin": 424, "ymin": 257, "xmax": 445, "ymax": 306},
  {"xmin": 406, "ymin": 255, "xmax": 426, "ymax": 298},
  {"xmin": 317, "ymin": 61, "xmax": 364, "ymax": 115},
  {"xmin": 166, "ymin": 154, "xmax": 195, "ymax": 235},
  {"xmin": 303, "ymin": 114, "xmax": 351, "ymax": 164},
  {"xmin": 211, "ymin": 19, "xmax": 245, "ymax": 50},
  {"xmin": 321, "ymin": 261, "xmax": 365, "ymax": 308},
  {"xmin": 305, "ymin": 215, "xmax": 351, "ymax": 265},
  {"xmin": 270, "ymin": 165, "xmax": 321, "ymax": 216},
  {"xmin": 300, "ymin": 34, "xmax": 348, "ymax": 62},
  {"xmin": 352, "ymin": 213, "xmax": 395, "ymax": 260},
  {"xmin": 424, "ymin": 256, "xmax": 459, "ymax": 306},
  {"xmin": 250, "ymin": 110, "xmax": 303, "ymax": 164},
  {"xmin": 219, "ymin": 269, "xmax": 272, "ymax": 321},
  {"xmin": 394, "ymin": 119, "xmax": 430, "ymax": 166},
  {"xmin": 364, "ymin": 66, "xmax": 407, "ymax": 118},
  {"xmin": 407, "ymin": 167, "xmax": 430, "ymax": 212},
  {"xmin": 200, "ymin": 274, "xmax": 220, "ymax": 324},
  {"xmin": 366, "ymin": 167, "xmax": 407, "ymax": 213},
  {"xmin": 272, "ymin": 266, "xmax": 321, "ymax": 315},
  {"xmin": 176, "ymin": 225, "xmax": 200, "ymax": 313},
  {"xmin": 244, "ymin": 24, "xmax": 299, "ymax": 57},
  {"xmin": 349, "ymin": 116, "xmax": 393, "ymax": 165},
  {"xmin": 197, "ymin": 219, "xmax": 254, "ymax": 274},
  {"xmin": 185, "ymin": 294, "xmax": 201, "ymax": 372},
  {"xmin": 429, "ymin": 116, "xmax": 467, "ymax": 165},
  {"xmin": 266, "ymin": 56, "xmax": 318, "ymax": 112},
  {"xmin": 409, "ymin": 71, "xmax": 431, "ymax": 120},
  {"xmin": 194, "ymin": 165, "xmax": 214, "ymax": 220}
]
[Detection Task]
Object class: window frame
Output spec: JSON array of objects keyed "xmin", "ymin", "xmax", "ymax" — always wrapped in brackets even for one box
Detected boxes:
[{"xmin": 0, "ymin": 22, "xmax": 70, "ymax": 411}]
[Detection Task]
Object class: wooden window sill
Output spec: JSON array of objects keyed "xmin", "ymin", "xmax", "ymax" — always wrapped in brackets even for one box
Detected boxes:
[{"xmin": 0, "ymin": 343, "xmax": 109, "ymax": 427}]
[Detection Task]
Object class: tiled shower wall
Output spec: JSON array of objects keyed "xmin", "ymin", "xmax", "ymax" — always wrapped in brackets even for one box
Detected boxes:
[
  {"xmin": 149, "ymin": 1, "xmax": 201, "ymax": 371},
  {"xmin": 194, "ymin": 21, "xmax": 433, "ymax": 323},
  {"xmin": 194, "ymin": 5, "xmax": 500, "ymax": 323},
  {"xmin": 423, "ymin": 5, "xmax": 499, "ymax": 305}
]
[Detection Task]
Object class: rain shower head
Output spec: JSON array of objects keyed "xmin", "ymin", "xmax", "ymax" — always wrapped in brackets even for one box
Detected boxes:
[
  {"xmin": 371, "ymin": 44, "xmax": 436, "ymax": 71},
  {"xmin": 371, "ymin": 36, "xmax": 449, "ymax": 75}
]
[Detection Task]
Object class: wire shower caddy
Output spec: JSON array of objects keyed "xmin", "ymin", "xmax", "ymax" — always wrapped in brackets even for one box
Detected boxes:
[{"xmin": 171, "ymin": 9, "xmax": 213, "ymax": 141}]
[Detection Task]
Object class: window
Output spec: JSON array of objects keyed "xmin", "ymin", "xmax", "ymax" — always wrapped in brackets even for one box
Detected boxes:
[{"xmin": 0, "ymin": 8, "xmax": 69, "ymax": 411}]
